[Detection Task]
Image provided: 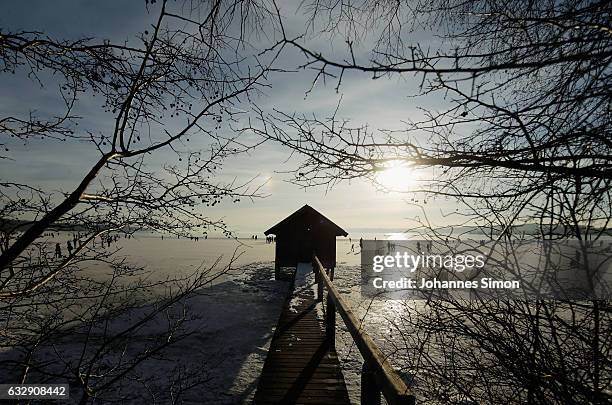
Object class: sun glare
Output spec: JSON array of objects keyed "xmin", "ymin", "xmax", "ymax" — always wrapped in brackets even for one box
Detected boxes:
[{"xmin": 376, "ymin": 160, "xmax": 414, "ymax": 192}]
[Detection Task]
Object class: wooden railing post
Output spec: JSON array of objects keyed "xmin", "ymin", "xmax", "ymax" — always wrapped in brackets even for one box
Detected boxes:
[
  {"xmin": 314, "ymin": 258, "xmax": 323, "ymax": 302},
  {"xmin": 325, "ymin": 266, "xmax": 336, "ymax": 343},
  {"xmin": 326, "ymin": 288, "xmax": 336, "ymax": 344},
  {"xmin": 361, "ymin": 361, "xmax": 382, "ymax": 405},
  {"xmin": 318, "ymin": 277, "xmax": 324, "ymax": 302}
]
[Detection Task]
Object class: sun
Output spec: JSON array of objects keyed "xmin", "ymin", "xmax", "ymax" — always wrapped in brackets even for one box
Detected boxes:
[{"xmin": 375, "ymin": 160, "xmax": 414, "ymax": 191}]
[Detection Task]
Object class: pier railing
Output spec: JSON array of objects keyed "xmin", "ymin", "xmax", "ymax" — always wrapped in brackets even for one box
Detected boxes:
[{"xmin": 312, "ymin": 255, "xmax": 416, "ymax": 405}]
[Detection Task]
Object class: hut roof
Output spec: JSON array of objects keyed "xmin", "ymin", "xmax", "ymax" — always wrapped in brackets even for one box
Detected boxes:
[{"xmin": 264, "ymin": 205, "xmax": 348, "ymax": 237}]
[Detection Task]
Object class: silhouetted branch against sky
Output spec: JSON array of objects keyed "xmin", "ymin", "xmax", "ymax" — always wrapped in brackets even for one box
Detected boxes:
[
  {"xmin": 0, "ymin": 0, "xmax": 284, "ymax": 271},
  {"xmin": 1, "ymin": 1, "xmax": 285, "ymax": 401},
  {"xmin": 249, "ymin": 0, "xmax": 611, "ymax": 231}
]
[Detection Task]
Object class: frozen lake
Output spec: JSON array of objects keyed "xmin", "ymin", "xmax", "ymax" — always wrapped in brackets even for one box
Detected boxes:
[
  {"xmin": 6, "ymin": 232, "xmax": 369, "ymax": 403},
  {"xmin": 17, "ymin": 232, "xmax": 610, "ymax": 404}
]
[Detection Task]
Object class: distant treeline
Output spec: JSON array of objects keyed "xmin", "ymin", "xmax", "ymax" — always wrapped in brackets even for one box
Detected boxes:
[
  {"xmin": 439, "ymin": 223, "xmax": 612, "ymax": 237},
  {"xmin": 0, "ymin": 219, "xmax": 90, "ymax": 232},
  {"xmin": 2, "ymin": 218, "xmax": 610, "ymax": 237},
  {"xmin": 349, "ymin": 224, "xmax": 612, "ymax": 237},
  {"xmin": 0, "ymin": 219, "xmax": 142, "ymax": 233}
]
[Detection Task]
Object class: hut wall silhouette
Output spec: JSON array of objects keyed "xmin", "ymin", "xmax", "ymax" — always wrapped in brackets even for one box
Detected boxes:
[{"xmin": 265, "ymin": 205, "xmax": 348, "ymax": 279}]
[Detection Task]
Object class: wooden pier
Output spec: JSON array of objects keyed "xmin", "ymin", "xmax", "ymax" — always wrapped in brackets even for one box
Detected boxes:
[
  {"xmin": 254, "ymin": 263, "xmax": 351, "ymax": 404},
  {"xmin": 254, "ymin": 259, "xmax": 415, "ymax": 405},
  {"xmin": 259, "ymin": 207, "xmax": 414, "ymax": 404}
]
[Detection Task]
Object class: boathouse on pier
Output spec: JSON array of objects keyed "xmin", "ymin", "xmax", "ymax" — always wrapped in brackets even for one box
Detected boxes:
[{"xmin": 264, "ymin": 205, "xmax": 347, "ymax": 279}]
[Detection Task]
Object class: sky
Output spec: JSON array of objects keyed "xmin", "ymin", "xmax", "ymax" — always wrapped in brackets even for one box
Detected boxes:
[{"xmin": 0, "ymin": 0, "xmax": 460, "ymax": 237}]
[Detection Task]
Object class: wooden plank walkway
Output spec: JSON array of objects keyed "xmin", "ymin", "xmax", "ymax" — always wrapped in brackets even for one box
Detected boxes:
[{"xmin": 254, "ymin": 263, "xmax": 351, "ymax": 405}]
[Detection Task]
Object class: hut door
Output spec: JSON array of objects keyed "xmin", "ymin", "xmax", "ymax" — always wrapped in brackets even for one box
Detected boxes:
[{"xmin": 298, "ymin": 227, "xmax": 313, "ymax": 262}]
